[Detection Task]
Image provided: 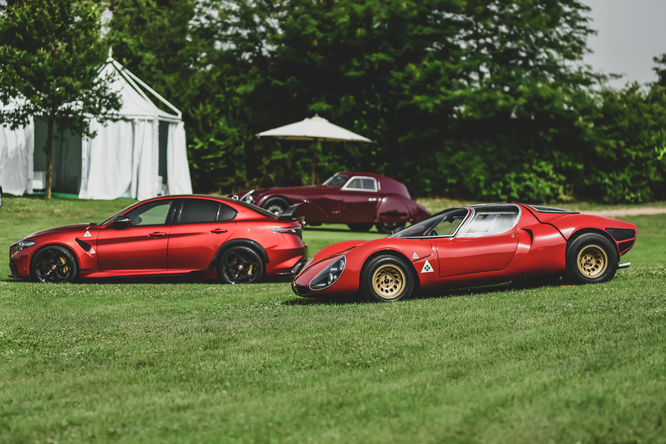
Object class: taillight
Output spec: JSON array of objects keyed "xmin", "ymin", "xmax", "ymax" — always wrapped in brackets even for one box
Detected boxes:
[{"xmin": 272, "ymin": 226, "xmax": 302, "ymax": 239}]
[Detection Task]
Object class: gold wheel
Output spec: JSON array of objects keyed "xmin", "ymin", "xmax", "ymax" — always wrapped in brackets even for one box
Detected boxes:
[
  {"xmin": 576, "ymin": 244, "xmax": 608, "ymax": 278},
  {"xmin": 372, "ymin": 264, "xmax": 405, "ymax": 299}
]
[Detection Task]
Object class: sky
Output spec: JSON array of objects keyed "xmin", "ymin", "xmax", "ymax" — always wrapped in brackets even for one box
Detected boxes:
[{"xmin": 582, "ymin": 0, "xmax": 666, "ymax": 88}]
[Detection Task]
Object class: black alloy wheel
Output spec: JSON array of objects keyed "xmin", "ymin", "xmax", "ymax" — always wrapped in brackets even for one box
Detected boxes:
[
  {"xmin": 375, "ymin": 222, "xmax": 406, "ymax": 234},
  {"xmin": 218, "ymin": 246, "xmax": 264, "ymax": 284},
  {"xmin": 30, "ymin": 246, "xmax": 78, "ymax": 283},
  {"xmin": 347, "ymin": 223, "xmax": 373, "ymax": 232},
  {"xmin": 361, "ymin": 255, "xmax": 414, "ymax": 302},
  {"xmin": 263, "ymin": 197, "xmax": 289, "ymax": 216},
  {"xmin": 565, "ymin": 233, "xmax": 618, "ymax": 284}
]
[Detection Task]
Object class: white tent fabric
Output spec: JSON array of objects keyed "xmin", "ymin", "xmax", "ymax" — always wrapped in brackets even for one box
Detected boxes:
[
  {"xmin": 166, "ymin": 122, "xmax": 192, "ymax": 195},
  {"xmin": 0, "ymin": 57, "xmax": 192, "ymax": 200},
  {"xmin": 0, "ymin": 119, "xmax": 34, "ymax": 195}
]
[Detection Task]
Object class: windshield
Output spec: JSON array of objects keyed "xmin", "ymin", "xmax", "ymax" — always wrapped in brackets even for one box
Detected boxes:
[
  {"xmin": 99, "ymin": 204, "xmax": 136, "ymax": 225},
  {"xmin": 391, "ymin": 208, "xmax": 469, "ymax": 238},
  {"xmin": 323, "ymin": 174, "xmax": 348, "ymax": 188}
]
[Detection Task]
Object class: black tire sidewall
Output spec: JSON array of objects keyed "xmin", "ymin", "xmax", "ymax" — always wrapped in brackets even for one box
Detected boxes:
[
  {"xmin": 566, "ymin": 233, "xmax": 618, "ymax": 284},
  {"xmin": 218, "ymin": 246, "xmax": 264, "ymax": 284},
  {"xmin": 362, "ymin": 255, "xmax": 414, "ymax": 302},
  {"xmin": 30, "ymin": 245, "xmax": 79, "ymax": 283}
]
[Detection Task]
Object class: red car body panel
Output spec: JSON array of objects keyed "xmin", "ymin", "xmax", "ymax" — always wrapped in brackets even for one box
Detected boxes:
[
  {"xmin": 291, "ymin": 203, "xmax": 637, "ymax": 297},
  {"xmin": 9, "ymin": 196, "xmax": 307, "ymax": 282},
  {"xmin": 237, "ymin": 172, "xmax": 430, "ymax": 225}
]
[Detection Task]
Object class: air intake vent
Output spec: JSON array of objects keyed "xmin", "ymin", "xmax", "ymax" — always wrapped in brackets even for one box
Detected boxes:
[
  {"xmin": 606, "ymin": 228, "xmax": 636, "ymax": 241},
  {"xmin": 619, "ymin": 240, "xmax": 635, "ymax": 253},
  {"xmin": 75, "ymin": 238, "xmax": 92, "ymax": 252}
]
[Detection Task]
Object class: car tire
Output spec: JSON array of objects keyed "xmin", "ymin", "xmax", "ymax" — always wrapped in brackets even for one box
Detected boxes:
[
  {"xmin": 375, "ymin": 222, "xmax": 406, "ymax": 234},
  {"xmin": 218, "ymin": 246, "xmax": 264, "ymax": 284},
  {"xmin": 361, "ymin": 255, "xmax": 414, "ymax": 302},
  {"xmin": 565, "ymin": 233, "xmax": 618, "ymax": 285},
  {"xmin": 347, "ymin": 223, "xmax": 373, "ymax": 232},
  {"xmin": 30, "ymin": 245, "xmax": 78, "ymax": 283},
  {"xmin": 263, "ymin": 197, "xmax": 289, "ymax": 216}
]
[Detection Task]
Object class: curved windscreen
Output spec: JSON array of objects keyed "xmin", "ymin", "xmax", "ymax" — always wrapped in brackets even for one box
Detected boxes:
[
  {"xmin": 323, "ymin": 175, "xmax": 348, "ymax": 188},
  {"xmin": 391, "ymin": 208, "xmax": 469, "ymax": 238}
]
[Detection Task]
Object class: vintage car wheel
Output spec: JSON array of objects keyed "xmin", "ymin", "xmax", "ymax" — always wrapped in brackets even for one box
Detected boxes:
[
  {"xmin": 361, "ymin": 255, "xmax": 414, "ymax": 302},
  {"xmin": 30, "ymin": 246, "xmax": 78, "ymax": 283},
  {"xmin": 347, "ymin": 223, "xmax": 373, "ymax": 232},
  {"xmin": 218, "ymin": 246, "xmax": 264, "ymax": 284},
  {"xmin": 565, "ymin": 233, "xmax": 618, "ymax": 284},
  {"xmin": 375, "ymin": 222, "xmax": 406, "ymax": 234},
  {"xmin": 262, "ymin": 197, "xmax": 289, "ymax": 216}
]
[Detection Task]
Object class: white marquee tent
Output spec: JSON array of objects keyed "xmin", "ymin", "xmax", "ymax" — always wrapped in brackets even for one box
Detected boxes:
[{"xmin": 0, "ymin": 57, "xmax": 192, "ymax": 200}]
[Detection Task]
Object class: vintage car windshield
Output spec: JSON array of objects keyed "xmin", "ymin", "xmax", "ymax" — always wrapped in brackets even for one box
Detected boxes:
[
  {"xmin": 323, "ymin": 175, "xmax": 348, "ymax": 188},
  {"xmin": 391, "ymin": 208, "xmax": 469, "ymax": 238}
]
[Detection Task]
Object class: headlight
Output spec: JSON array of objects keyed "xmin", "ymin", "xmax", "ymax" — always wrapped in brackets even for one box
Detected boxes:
[
  {"xmin": 10, "ymin": 240, "xmax": 36, "ymax": 259},
  {"xmin": 309, "ymin": 255, "xmax": 346, "ymax": 291}
]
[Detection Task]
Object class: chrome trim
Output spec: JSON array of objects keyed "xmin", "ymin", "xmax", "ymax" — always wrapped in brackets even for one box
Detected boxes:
[
  {"xmin": 341, "ymin": 176, "xmax": 378, "ymax": 192},
  {"xmin": 618, "ymin": 262, "xmax": 631, "ymax": 269}
]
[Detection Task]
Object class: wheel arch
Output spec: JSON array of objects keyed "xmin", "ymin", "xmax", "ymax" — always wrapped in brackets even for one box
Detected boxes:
[
  {"xmin": 29, "ymin": 243, "xmax": 81, "ymax": 280},
  {"xmin": 566, "ymin": 228, "xmax": 620, "ymax": 257},
  {"xmin": 359, "ymin": 249, "xmax": 420, "ymax": 292},
  {"xmin": 209, "ymin": 239, "xmax": 270, "ymax": 270}
]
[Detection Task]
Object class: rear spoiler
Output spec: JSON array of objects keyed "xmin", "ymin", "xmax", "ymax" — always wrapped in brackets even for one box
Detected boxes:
[{"xmin": 278, "ymin": 204, "xmax": 302, "ymax": 222}]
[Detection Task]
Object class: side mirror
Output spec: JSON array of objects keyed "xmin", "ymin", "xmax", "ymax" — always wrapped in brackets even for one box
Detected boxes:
[{"xmin": 113, "ymin": 217, "xmax": 133, "ymax": 229}]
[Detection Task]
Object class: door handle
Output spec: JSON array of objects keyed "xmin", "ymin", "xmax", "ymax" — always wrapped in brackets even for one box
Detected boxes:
[
  {"xmin": 210, "ymin": 228, "xmax": 228, "ymax": 234},
  {"xmin": 148, "ymin": 232, "xmax": 167, "ymax": 238}
]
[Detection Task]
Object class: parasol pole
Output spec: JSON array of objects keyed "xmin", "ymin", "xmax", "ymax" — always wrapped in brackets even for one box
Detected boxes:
[{"xmin": 311, "ymin": 139, "xmax": 318, "ymax": 185}]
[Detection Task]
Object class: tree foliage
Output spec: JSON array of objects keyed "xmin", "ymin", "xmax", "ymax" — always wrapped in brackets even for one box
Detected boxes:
[
  {"xmin": 105, "ymin": 0, "xmax": 666, "ymax": 203},
  {"xmin": 0, "ymin": 0, "xmax": 121, "ymax": 199}
]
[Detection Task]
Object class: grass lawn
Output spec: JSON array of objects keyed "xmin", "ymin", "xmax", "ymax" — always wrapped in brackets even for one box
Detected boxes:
[{"xmin": 1, "ymin": 196, "xmax": 665, "ymax": 443}]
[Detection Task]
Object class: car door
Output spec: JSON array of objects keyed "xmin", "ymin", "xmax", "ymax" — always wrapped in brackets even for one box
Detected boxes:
[
  {"xmin": 433, "ymin": 206, "xmax": 520, "ymax": 277},
  {"xmin": 97, "ymin": 199, "xmax": 176, "ymax": 272},
  {"xmin": 167, "ymin": 198, "xmax": 236, "ymax": 271},
  {"xmin": 339, "ymin": 176, "xmax": 380, "ymax": 223}
]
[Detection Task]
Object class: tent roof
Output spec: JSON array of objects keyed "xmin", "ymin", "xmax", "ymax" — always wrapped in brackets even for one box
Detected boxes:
[
  {"xmin": 1, "ymin": 58, "xmax": 182, "ymax": 122},
  {"xmin": 103, "ymin": 58, "xmax": 181, "ymax": 122}
]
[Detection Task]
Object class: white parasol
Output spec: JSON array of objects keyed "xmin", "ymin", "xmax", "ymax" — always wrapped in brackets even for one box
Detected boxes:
[{"xmin": 257, "ymin": 115, "xmax": 372, "ymax": 185}]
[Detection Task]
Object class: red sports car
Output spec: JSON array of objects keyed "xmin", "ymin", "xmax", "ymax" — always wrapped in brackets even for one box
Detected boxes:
[
  {"xmin": 9, "ymin": 195, "xmax": 307, "ymax": 284},
  {"xmin": 235, "ymin": 172, "xmax": 430, "ymax": 233},
  {"xmin": 291, "ymin": 204, "xmax": 637, "ymax": 302}
]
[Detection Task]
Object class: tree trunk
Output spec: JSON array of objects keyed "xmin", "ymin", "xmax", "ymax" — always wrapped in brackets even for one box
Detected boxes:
[
  {"xmin": 45, "ymin": 116, "xmax": 54, "ymax": 200},
  {"xmin": 311, "ymin": 140, "xmax": 317, "ymax": 185}
]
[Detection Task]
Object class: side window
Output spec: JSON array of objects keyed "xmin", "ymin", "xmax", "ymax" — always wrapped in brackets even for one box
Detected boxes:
[
  {"xmin": 217, "ymin": 203, "xmax": 238, "ymax": 221},
  {"xmin": 179, "ymin": 199, "xmax": 221, "ymax": 224},
  {"xmin": 125, "ymin": 200, "xmax": 173, "ymax": 226},
  {"xmin": 459, "ymin": 208, "xmax": 520, "ymax": 236},
  {"xmin": 346, "ymin": 178, "xmax": 363, "ymax": 189},
  {"xmin": 362, "ymin": 178, "xmax": 377, "ymax": 191}
]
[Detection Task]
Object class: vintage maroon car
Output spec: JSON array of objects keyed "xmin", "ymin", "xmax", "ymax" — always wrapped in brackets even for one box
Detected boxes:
[
  {"xmin": 9, "ymin": 195, "xmax": 307, "ymax": 284},
  {"xmin": 291, "ymin": 204, "xmax": 637, "ymax": 302},
  {"xmin": 236, "ymin": 172, "xmax": 430, "ymax": 233}
]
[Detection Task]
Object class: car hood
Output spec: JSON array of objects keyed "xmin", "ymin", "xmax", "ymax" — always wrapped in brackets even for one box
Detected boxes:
[{"xmin": 23, "ymin": 223, "xmax": 97, "ymax": 240}]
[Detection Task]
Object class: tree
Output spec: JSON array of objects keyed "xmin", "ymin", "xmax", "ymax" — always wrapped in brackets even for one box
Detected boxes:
[
  {"xmin": 0, "ymin": 0, "xmax": 121, "ymax": 199},
  {"xmin": 654, "ymin": 53, "xmax": 666, "ymax": 87}
]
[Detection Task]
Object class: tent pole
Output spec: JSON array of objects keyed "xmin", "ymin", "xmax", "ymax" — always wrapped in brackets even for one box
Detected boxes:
[{"xmin": 311, "ymin": 139, "xmax": 317, "ymax": 185}]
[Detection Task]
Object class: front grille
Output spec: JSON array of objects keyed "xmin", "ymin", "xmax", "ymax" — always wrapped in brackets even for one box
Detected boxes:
[
  {"xmin": 619, "ymin": 240, "xmax": 635, "ymax": 253},
  {"xmin": 606, "ymin": 228, "xmax": 636, "ymax": 241},
  {"xmin": 293, "ymin": 284, "xmax": 310, "ymax": 296}
]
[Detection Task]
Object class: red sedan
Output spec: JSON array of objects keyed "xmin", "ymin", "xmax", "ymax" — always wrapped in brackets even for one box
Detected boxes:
[
  {"xmin": 9, "ymin": 195, "xmax": 307, "ymax": 284},
  {"xmin": 236, "ymin": 172, "xmax": 430, "ymax": 233},
  {"xmin": 291, "ymin": 204, "xmax": 637, "ymax": 302}
]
